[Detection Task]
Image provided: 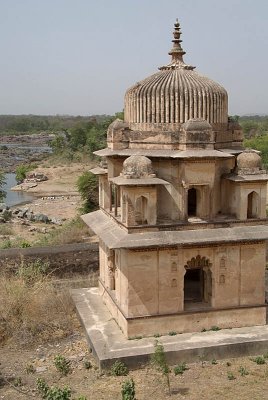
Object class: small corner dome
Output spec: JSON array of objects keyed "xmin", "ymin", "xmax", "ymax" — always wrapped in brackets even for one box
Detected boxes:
[
  {"xmin": 182, "ymin": 118, "xmax": 212, "ymax": 131},
  {"xmin": 107, "ymin": 118, "xmax": 127, "ymax": 130},
  {"xmin": 122, "ymin": 155, "xmax": 155, "ymax": 179},
  {"xmin": 237, "ymin": 150, "xmax": 262, "ymax": 169}
]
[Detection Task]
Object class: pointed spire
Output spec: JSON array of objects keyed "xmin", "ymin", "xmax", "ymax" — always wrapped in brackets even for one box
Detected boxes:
[
  {"xmin": 168, "ymin": 19, "xmax": 186, "ymax": 62},
  {"xmin": 159, "ymin": 19, "xmax": 195, "ymax": 71}
]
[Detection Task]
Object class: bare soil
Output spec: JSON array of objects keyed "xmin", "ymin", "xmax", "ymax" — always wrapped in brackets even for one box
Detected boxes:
[
  {"xmin": 5, "ymin": 164, "xmax": 93, "ymax": 244},
  {"xmin": 1, "ymin": 332, "xmax": 268, "ymax": 400}
]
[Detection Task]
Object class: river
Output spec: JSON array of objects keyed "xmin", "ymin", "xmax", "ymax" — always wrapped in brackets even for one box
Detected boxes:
[{"xmin": 3, "ymin": 173, "xmax": 36, "ymax": 207}]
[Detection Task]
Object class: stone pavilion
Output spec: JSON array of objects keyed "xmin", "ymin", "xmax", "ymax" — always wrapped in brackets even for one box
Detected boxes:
[{"xmin": 82, "ymin": 20, "xmax": 268, "ymax": 338}]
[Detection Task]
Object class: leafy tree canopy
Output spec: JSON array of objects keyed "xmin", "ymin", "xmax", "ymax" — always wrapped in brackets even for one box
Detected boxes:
[{"xmin": 0, "ymin": 171, "xmax": 6, "ymax": 202}]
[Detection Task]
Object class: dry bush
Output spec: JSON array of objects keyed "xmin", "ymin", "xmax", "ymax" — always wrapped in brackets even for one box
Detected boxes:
[
  {"xmin": 0, "ymin": 269, "xmax": 76, "ymax": 346},
  {"xmin": 36, "ymin": 217, "xmax": 92, "ymax": 247}
]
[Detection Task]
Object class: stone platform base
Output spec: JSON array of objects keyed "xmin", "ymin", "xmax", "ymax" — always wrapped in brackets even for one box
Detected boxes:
[
  {"xmin": 71, "ymin": 287, "xmax": 268, "ymax": 369},
  {"xmin": 100, "ymin": 282, "xmax": 266, "ymax": 337}
]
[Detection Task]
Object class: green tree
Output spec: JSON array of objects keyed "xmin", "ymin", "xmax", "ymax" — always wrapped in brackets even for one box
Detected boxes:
[
  {"xmin": 0, "ymin": 170, "xmax": 6, "ymax": 201},
  {"xmin": 15, "ymin": 164, "xmax": 35, "ymax": 183},
  {"xmin": 69, "ymin": 123, "xmax": 88, "ymax": 151},
  {"xmin": 50, "ymin": 135, "xmax": 66, "ymax": 154},
  {"xmin": 77, "ymin": 171, "xmax": 98, "ymax": 213}
]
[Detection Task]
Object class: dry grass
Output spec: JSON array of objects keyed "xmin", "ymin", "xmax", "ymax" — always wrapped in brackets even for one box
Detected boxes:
[
  {"xmin": 35, "ymin": 217, "xmax": 92, "ymax": 247},
  {"xmin": 0, "ymin": 224, "xmax": 13, "ymax": 236},
  {"xmin": 0, "ymin": 262, "xmax": 76, "ymax": 346}
]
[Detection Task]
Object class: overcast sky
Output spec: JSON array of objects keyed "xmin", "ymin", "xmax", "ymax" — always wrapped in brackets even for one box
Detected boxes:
[{"xmin": 0, "ymin": 0, "xmax": 267, "ymax": 116}]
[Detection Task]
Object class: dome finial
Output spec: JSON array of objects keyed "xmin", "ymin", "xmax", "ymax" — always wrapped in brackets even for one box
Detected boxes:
[{"xmin": 168, "ymin": 19, "xmax": 185, "ymax": 62}]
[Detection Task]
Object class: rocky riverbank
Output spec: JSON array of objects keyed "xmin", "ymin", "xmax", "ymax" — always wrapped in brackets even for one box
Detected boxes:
[
  {"xmin": 0, "ymin": 133, "xmax": 52, "ymax": 172},
  {"xmin": 0, "ymin": 163, "xmax": 94, "ymax": 246}
]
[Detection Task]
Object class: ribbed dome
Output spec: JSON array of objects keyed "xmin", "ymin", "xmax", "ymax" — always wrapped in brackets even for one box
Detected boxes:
[{"xmin": 124, "ymin": 20, "xmax": 228, "ymax": 131}]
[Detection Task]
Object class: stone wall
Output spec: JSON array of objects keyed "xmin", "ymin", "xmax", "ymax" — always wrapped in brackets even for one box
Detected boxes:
[{"xmin": 0, "ymin": 242, "xmax": 99, "ymax": 277}]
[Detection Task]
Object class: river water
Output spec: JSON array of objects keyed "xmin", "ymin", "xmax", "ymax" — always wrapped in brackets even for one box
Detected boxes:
[
  {"xmin": 1, "ymin": 141, "xmax": 51, "ymax": 207},
  {"xmin": 3, "ymin": 173, "xmax": 36, "ymax": 207}
]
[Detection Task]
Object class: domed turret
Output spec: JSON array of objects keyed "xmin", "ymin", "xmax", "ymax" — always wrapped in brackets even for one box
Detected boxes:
[
  {"xmin": 122, "ymin": 155, "xmax": 155, "ymax": 179},
  {"xmin": 124, "ymin": 20, "xmax": 228, "ymax": 132},
  {"xmin": 237, "ymin": 150, "xmax": 262, "ymax": 171}
]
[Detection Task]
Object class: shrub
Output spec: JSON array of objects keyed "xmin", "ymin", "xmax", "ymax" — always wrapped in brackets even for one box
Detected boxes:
[
  {"xmin": 251, "ymin": 356, "xmax": 266, "ymax": 365},
  {"xmin": 83, "ymin": 360, "xmax": 92, "ymax": 370},
  {"xmin": 238, "ymin": 366, "xmax": 249, "ymax": 376},
  {"xmin": 210, "ymin": 326, "xmax": 221, "ymax": 331},
  {"xmin": 20, "ymin": 240, "xmax": 31, "ymax": 248},
  {"xmin": 151, "ymin": 341, "xmax": 171, "ymax": 395},
  {"xmin": 122, "ymin": 378, "xmax": 136, "ymax": 400},
  {"xmin": 77, "ymin": 171, "xmax": 98, "ymax": 213},
  {"xmin": 110, "ymin": 360, "xmax": 128, "ymax": 376},
  {"xmin": 16, "ymin": 259, "xmax": 49, "ymax": 285},
  {"xmin": 168, "ymin": 331, "xmax": 177, "ymax": 336},
  {"xmin": 227, "ymin": 371, "xmax": 236, "ymax": 380},
  {"xmin": 15, "ymin": 164, "xmax": 36, "ymax": 183},
  {"xmin": 25, "ymin": 363, "xmax": 36, "ymax": 374},
  {"xmin": 173, "ymin": 362, "xmax": 188, "ymax": 375},
  {"xmin": 37, "ymin": 378, "xmax": 71, "ymax": 400},
  {"xmin": 54, "ymin": 355, "xmax": 71, "ymax": 376}
]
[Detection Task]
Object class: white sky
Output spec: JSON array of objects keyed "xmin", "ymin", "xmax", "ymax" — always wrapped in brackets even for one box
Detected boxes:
[{"xmin": 0, "ymin": 0, "xmax": 267, "ymax": 116}]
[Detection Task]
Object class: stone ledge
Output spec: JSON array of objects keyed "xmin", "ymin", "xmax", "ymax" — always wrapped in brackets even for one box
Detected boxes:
[{"xmin": 71, "ymin": 287, "xmax": 268, "ymax": 369}]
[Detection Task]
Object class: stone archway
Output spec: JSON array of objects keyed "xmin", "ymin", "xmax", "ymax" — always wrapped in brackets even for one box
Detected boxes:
[
  {"xmin": 184, "ymin": 255, "xmax": 212, "ymax": 306},
  {"xmin": 247, "ymin": 191, "xmax": 259, "ymax": 219}
]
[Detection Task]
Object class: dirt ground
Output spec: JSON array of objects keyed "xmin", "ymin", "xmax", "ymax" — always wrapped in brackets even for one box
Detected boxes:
[
  {"xmin": 12, "ymin": 164, "xmax": 90, "ymax": 197},
  {"xmin": 1, "ymin": 331, "xmax": 268, "ymax": 400},
  {"xmin": 4, "ymin": 164, "xmax": 92, "ymax": 244}
]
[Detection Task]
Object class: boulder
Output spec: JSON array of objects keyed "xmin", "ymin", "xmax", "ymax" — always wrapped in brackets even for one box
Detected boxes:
[{"xmin": 35, "ymin": 213, "xmax": 50, "ymax": 223}]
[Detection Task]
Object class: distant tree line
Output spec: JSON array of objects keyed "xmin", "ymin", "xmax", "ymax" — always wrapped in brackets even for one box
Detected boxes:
[
  {"xmin": 238, "ymin": 115, "xmax": 268, "ymax": 138},
  {"xmin": 0, "ymin": 114, "xmax": 116, "ymax": 135},
  {"xmin": 49, "ymin": 111, "xmax": 123, "ymax": 158}
]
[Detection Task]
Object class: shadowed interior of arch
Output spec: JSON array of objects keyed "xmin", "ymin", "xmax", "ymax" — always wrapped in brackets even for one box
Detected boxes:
[
  {"xmin": 184, "ymin": 256, "xmax": 212, "ymax": 309},
  {"xmin": 188, "ymin": 188, "xmax": 197, "ymax": 216},
  {"xmin": 247, "ymin": 191, "xmax": 259, "ymax": 219}
]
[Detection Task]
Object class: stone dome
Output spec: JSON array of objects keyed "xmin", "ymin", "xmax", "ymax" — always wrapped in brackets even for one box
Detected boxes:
[
  {"xmin": 122, "ymin": 155, "xmax": 155, "ymax": 179},
  {"xmin": 237, "ymin": 150, "xmax": 262, "ymax": 170},
  {"xmin": 124, "ymin": 20, "xmax": 228, "ymax": 132}
]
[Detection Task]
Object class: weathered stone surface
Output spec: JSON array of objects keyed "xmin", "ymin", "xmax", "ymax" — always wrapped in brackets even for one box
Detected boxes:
[{"xmin": 78, "ymin": 20, "xmax": 268, "ymax": 349}]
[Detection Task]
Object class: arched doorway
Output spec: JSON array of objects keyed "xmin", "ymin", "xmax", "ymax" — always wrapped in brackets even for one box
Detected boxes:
[
  {"xmin": 184, "ymin": 256, "xmax": 212, "ymax": 307},
  {"xmin": 247, "ymin": 191, "xmax": 259, "ymax": 219},
  {"xmin": 188, "ymin": 188, "xmax": 197, "ymax": 216},
  {"xmin": 135, "ymin": 196, "xmax": 148, "ymax": 224}
]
